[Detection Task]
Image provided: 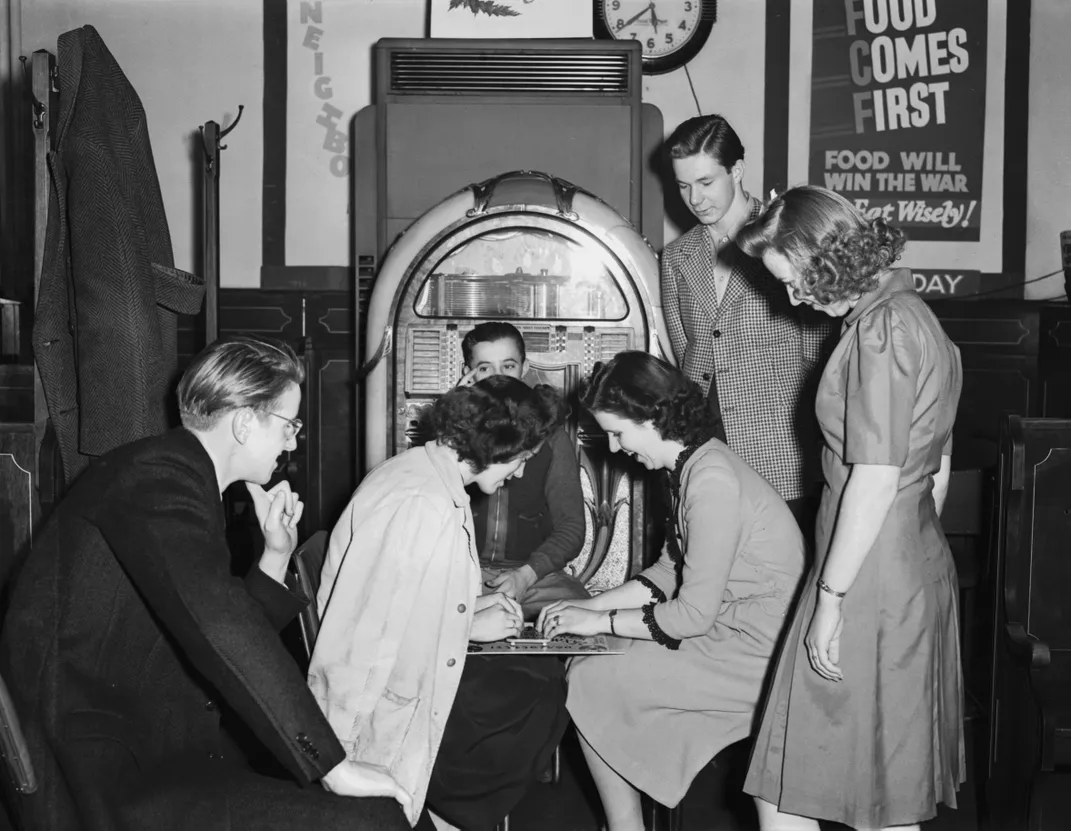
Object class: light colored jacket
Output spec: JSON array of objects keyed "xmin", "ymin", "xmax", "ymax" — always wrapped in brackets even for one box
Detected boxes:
[{"xmin": 308, "ymin": 441, "xmax": 479, "ymax": 825}]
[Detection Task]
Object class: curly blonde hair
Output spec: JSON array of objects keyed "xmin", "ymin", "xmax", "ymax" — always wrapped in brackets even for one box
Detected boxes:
[{"xmin": 736, "ymin": 185, "xmax": 906, "ymax": 305}]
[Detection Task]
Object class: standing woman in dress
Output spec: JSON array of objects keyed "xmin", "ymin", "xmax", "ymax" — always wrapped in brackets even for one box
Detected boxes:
[{"xmin": 735, "ymin": 185, "xmax": 965, "ymax": 831}]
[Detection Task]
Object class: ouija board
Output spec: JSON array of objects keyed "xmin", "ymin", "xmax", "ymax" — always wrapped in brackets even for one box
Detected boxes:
[{"xmin": 467, "ymin": 631, "xmax": 623, "ymax": 656}]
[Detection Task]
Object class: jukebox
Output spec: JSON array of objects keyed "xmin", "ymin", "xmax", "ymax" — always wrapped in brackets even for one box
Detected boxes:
[{"xmin": 362, "ymin": 170, "xmax": 672, "ymax": 590}]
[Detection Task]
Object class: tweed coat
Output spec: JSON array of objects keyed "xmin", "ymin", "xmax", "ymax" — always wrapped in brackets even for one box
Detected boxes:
[
  {"xmin": 0, "ymin": 429, "xmax": 398, "ymax": 831},
  {"xmin": 33, "ymin": 25, "xmax": 204, "ymax": 486},
  {"xmin": 660, "ymin": 200, "xmax": 836, "ymax": 500}
]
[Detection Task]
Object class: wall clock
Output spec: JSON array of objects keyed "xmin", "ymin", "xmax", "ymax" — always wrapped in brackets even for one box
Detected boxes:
[{"xmin": 594, "ymin": 0, "xmax": 717, "ymax": 75}]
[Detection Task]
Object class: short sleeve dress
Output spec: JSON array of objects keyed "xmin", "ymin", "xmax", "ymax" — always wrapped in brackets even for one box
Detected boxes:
[
  {"xmin": 744, "ymin": 269, "xmax": 966, "ymax": 829},
  {"xmin": 565, "ymin": 439, "xmax": 807, "ymax": 808}
]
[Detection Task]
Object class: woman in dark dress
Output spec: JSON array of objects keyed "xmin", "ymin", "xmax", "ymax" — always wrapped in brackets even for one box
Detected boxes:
[{"xmin": 736, "ymin": 186, "xmax": 964, "ymax": 831}]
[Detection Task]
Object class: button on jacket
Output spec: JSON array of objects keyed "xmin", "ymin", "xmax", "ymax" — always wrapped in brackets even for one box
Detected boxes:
[{"xmin": 309, "ymin": 440, "xmax": 479, "ymax": 824}]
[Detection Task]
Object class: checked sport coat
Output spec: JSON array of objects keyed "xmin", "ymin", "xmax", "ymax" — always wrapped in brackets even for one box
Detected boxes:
[{"xmin": 660, "ymin": 199, "xmax": 836, "ymax": 500}]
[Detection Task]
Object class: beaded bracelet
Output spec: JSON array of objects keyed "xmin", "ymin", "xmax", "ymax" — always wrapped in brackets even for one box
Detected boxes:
[{"xmin": 817, "ymin": 578, "xmax": 847, "ymax": 599}]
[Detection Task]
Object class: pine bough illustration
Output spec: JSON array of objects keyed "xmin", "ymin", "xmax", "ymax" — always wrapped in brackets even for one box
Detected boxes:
[{"xmin": 448, "ymin": 0, "xmax": 522, "ymax": 17}]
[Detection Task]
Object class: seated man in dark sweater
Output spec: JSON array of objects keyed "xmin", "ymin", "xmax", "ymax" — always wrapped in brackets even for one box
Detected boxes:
[{"xmin": 459, "ymin": 322, "xmax": 590, "ymax": 620}]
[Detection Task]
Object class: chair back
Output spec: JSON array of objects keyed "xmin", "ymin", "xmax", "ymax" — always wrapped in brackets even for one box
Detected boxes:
[
  {"xmin": 985, "ymin": 416, "xmax": 1071, "ymax": 830},
  {"xmin": 291, "ymin": 530, "xmax": 328, "ymax": 660},
  {"xmin": 0, "ymin": 671, "xmax": 36, "ymax": 796}
]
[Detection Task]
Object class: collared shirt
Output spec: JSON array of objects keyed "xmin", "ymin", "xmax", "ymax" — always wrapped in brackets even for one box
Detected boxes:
[{"xmin": 308, "ymin": 440, "xmax": 479, "ymax": 824}]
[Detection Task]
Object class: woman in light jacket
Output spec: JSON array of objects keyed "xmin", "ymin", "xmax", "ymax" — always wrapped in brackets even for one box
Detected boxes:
[{"xmin": 309, "ymin": 376, "xmax": 569, "ymax": 830}]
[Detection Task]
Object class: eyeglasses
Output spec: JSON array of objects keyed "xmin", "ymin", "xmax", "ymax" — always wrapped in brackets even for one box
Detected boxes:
[{"xmin": 267, "ymin": 412, "xmax": 303, "ymax": 439}]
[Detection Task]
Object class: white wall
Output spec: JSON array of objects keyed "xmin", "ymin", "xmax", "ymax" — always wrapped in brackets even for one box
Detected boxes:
[
  {"xmin": 20, "ymin": 0, "xmax": 264, "ymax": 287},
  {"xmin": 285, "ymin": 0, "xmax": 425, "ymax": 267},
  {"xmin": 284, "ymin": 0, "xmax": 768, "ymax": 265},
  {"xmin": 1025, "ymin": 0, "xmax": 1071, "ymax": 300},
  {"xmin": 643, "ymin": 0, "xmax": 767, "ymax": 243},
  {"xmin": 15, "ymin": 0, "xmax": 1068, "ymax": 295}
]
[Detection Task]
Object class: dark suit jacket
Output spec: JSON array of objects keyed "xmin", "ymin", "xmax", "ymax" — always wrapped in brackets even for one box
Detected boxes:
[
  {"xmin": 0, "ymin": 429, "xmax": 345, "ymax": 831},
  {"xmin": 33, "ymin": 25, "xmax": 204, "ymax": 486}
]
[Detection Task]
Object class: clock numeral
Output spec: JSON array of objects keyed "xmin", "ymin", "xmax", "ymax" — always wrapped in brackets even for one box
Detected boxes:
[
  {"xmin": 646, "ymin": 37, "xmax": 655, "ymax": 49},
  {"xmin": 665, "ymin": 33, "xmax": 674, "ymax": 44},
  {"xmin": 685, "ymin": 1, "xmax": 693, "ymax": 10},
  {"xmin": 611, "ymin": 0, "xmax": 621, "ymax": 8},
  {"xmin": 616, "ymin": 18, "xmax": 625, "ymax": 30},
  {"xmin": 630, "ymin": 31, "xmax": 638, "ymax": 39},
  {"xmin": 678, "ymin": 20, "xmax": 687, "ymax": 31}
]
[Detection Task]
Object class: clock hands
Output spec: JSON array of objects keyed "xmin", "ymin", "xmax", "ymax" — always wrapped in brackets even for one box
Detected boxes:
[
  {"xmin": 648, "ymin": 2, "xmax": 668, "ymax": 34},
  {"xmin": 621, "ymin": 2, "xmax": 655, "ymax": 29}
]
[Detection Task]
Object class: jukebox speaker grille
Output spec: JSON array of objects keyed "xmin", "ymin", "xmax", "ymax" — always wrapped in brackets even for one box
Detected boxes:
[
  {"xmin": 598, "ymin": 331, "xmax": 632, "ymax": 361},
  {"xmin": 389, "ymin": 51, "xmax": 631, "ymax": 95},
  {"xmin": 407, "ymin": 328, "xmax": 456, "ymax": 394}
]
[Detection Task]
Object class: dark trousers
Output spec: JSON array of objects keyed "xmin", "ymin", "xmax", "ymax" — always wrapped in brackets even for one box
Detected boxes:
[
  {"xmin": 426, "ymin": 655, "xmax": 569, "ymax": 831},
  {"xmin": 102, "ymin": 755, "xmax": 430, "ymax": 831}
]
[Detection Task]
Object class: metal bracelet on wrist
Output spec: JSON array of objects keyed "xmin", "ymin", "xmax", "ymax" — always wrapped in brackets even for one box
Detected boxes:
[{"xmin": 817, "ymin": 578, "xmax": 846, "ymax": 599}]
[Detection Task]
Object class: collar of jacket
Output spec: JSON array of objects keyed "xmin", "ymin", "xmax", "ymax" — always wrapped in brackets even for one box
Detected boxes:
[
  {"xmin": 673, "ymin": 195, "xmax": 764, "ymax": 269},
  {"xmin": 423, "ymin": 440, "xmax": 470, "ymax": 508},
  {"xmin": 173, "ymin": 427, "xmax": 221, "ymax": 487}
]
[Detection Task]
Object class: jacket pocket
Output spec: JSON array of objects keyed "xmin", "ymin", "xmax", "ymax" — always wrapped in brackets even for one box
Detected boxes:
[
  {"xmin": 364, "ymin": 689, "xmax": 420, "ymax": 767},
  {"xmin": 152, "ymin": 262, "xmax": 205, "ymax": 315},
  {"xmin": 58, "ymin": 708, "xmax": 144, "ymax": 776}
]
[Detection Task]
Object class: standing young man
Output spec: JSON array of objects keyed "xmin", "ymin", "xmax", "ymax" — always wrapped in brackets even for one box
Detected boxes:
[
  {"xmin": 459, "ymin": 322, "xmax": 590, "ymax": 620},
  {"xmin": 661, "ymin": 114, "xmax": 835, "ymax": 535}
]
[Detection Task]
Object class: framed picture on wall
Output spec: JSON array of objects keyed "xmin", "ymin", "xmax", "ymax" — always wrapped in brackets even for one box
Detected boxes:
[{"xmin": 429, "ymin": 0, "xmax": 593, "ymax": 39}]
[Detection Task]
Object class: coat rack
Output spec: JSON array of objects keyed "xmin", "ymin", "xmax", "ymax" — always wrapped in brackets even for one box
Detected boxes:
[{"xmin": 199, "ymin": 105, "xmax": 244, "ymax": 347}]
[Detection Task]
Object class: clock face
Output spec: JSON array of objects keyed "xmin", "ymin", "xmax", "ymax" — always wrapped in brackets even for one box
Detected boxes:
[{"xmin": 602, "ymin": 0, "xmax": 703, "ymax": 59}]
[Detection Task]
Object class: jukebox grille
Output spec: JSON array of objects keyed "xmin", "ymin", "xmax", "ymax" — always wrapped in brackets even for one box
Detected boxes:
[
  {"xmin": 389, "ymin": 52, "xmax": 631, "ymax": 94},
  {"xmin": 599, "ymin": 331, "xmax": 631, "ymax": 359},
  {"xmin": 408, "ymin": 328, "xmax": 454, "ymax": 394}
]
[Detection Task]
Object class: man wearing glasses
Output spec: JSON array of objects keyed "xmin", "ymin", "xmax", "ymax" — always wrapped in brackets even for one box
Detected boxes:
[{"xmin": 0, "ymin": 335, "xmax": 428, "ymax": 831}]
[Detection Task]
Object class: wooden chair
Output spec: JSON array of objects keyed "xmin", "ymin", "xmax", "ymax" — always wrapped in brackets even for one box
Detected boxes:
[
  {"xmin": 0, "ymin": 670, "xmax": 38, "ymax": 830},
  {"xmin": 985, "ymin": 416, "xmax": 1071, "ymax": 830},
  {"xmin": 290, "ymin": 530, "xmax": 329, "ymax": 661}
]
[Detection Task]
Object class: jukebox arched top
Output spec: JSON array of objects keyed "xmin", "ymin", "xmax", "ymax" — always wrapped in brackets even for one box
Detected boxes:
[{"xmin": 363, "ymin": 170, "xmax": 672, "ymax": 472}]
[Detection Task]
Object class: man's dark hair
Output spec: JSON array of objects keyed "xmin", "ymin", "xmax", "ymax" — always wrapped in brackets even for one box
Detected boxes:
[
  {"xmin": 665, "ymin": 114, "xmax": 745, "ymax": 170},
  {"xmin": 461, "ymin": 321, "xmax": 526, "ymax": 368}
]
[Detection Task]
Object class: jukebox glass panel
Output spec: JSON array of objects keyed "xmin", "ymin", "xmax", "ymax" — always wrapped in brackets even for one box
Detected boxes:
[{"xmin": 413, "ymin": 227, "xmax": 629, "ymax": 320}]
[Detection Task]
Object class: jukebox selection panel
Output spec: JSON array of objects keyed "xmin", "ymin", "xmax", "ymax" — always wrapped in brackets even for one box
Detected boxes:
[{"xmin": 398, "ymin": 323, "xmax": 636, "ymax": 451}]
